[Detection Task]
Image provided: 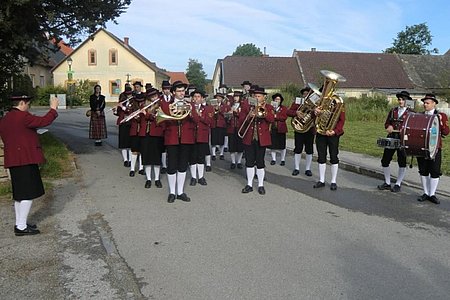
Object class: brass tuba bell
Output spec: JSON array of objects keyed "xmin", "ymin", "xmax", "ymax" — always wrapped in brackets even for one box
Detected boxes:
[{"xmin": 291, "ymin": 83, "xmax": 321, "ymax": 133}]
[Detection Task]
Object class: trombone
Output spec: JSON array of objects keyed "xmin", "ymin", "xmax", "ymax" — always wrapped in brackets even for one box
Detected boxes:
[
  {"xmin": 237, "ymin": 97, "xmax": 266, "ymax": 138},
  {"xmin": 120, "ymin": 98, "xmax": 160, "ymax": 124},
  {"xmin": 107, "ymin": 95, "xmax": 134, "ymax": 113}
]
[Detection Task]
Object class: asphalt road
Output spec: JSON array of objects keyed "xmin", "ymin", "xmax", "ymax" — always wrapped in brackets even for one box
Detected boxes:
[{"xmin": 7, "ymin": 108, "xmax": 450, "ymax": 299}]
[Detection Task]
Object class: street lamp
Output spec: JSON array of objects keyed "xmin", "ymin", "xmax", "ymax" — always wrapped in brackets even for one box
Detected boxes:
[
  {"xmin": 126, "ymin": 73, "xmax": 131, "ymax": 83},
  {"xmin": 67, "ymin": 57, "xmax": 74, "ymax": 108}
]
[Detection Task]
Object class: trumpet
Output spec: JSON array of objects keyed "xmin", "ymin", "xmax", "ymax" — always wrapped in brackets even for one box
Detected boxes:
[
  {"xmin": 120, "ymin": 98, "xmax": 160, "ymax": 124},
  {"xmin": 107, "ymin": 95, "xmax": 134, "ymax": 113}
]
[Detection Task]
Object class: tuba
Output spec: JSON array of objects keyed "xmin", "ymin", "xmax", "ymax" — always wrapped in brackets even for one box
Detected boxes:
[
  {"xmin": 315, "ymin": 70, "xmax": 346, "ymax": 135},
  {"xmin": 155, "ymin": 100, "xmax": 191, "ymax": 124},
  {"xmin": 291, "ymin": 83, "xmax": 322, "ymax": 133}
]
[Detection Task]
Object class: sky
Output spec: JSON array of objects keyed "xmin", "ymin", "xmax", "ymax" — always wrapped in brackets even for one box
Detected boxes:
[{"xmin": 103, "ymin": 0, "xmax": 450, "ymax": 79}]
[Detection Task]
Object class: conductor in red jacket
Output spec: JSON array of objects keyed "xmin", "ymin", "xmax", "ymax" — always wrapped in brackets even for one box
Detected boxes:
[{"xmin": 0, "ymin": 93, "xmax": 58, "ymax": 236}]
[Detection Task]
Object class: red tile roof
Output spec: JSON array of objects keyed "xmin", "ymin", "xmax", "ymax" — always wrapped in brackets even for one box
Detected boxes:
[{"xmin": 165, "ymin": 72, "xmax": 189, "ymax": 84}]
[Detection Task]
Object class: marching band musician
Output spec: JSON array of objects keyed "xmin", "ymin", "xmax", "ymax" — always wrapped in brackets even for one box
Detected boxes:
[
  {"xmin": 160, "ymin": 80, "xmax": 195, "ymax": 203},
  {"xmin": 189, "ymin": 90, "xmax": 214, "ymax": 186},
  {"xmin": 141, "ymin": 88, "xmax": 164, "ymax": 189},
  {"xmin": 269, "ymin": 93, "xmax": 288, "ymax": 166},
  {"xmin": 210, "ymin": 93, "xmax": 230, "ymax": 161},
  {"xmin": 377, "ymin": 91, "xmax": 413, "ymax": 192},
  {"xmin": 416, "ymin": 94, "xmax": 449, "ymax": 204},
  {"xmin": 226, "ymin": 91, "xmax": 245, "ymax": 169},
  {"xmin": 240, "ymin": 87, "xmax": 275, "ymax": 195},
  {"xmin": 89, "ymin": 84, "xmax": 107, "ymax": 146},
  {"xmin": 128, "ymin": 81, "xmax": 146, "ymax": 177},
  {"xmin": 218, "ymin": 84, "xmax": 231, "ymax": 152},
  {"xmin": 241, "ymin": 80, "xmax": 252, "ymax": 100},
  {"xmin": 159, "ymin": 80, "xmax": 173, "ymax": 174},
  {"xmin": 115, "ymin": 83, "xmax": 133, "ymax": 167},
  {"xmin": 286, "ymin": 87, "xmax": 315, "ymax": 177},
  {"xmin": 313, "ymin": 97, "xmax": 345, "ymax": 191}
]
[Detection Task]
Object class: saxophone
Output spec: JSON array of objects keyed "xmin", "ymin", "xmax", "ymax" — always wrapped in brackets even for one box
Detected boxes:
[
  {"xmin": 315, "ymin": 70, "xmax": 346, "ymax": 135},
  {"xmin": 291, "ymin": 83, "xmax": 321, "ymax": 133}
]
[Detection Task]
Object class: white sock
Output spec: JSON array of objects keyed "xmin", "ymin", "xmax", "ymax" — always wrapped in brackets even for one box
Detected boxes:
[
  {"xmin": 429, "ymin": 178, "xmax": 439, "ymax": 196},
  {"xmin": 219, "ymin": 145, "xmax": 225, "ymax": 155},
  {"xmin": 154, "ymin": 166, "xmax": 160, "ymax": 180},
  {"xmin": 161, "ymin": 152, "xmax": 167, "ymax": 168},
  {"xmin": 396, "ymin": 167, "xmax": 406, "ymax": 186},
  {"xmin": 127, "ymin": 149, "xmax": 132, "ymax": 162},
  {"xmin": 121, "ymin": 149, "xmax": 128, "ymax": 162},
  {"xmin": 205, "ymin": 155, "xmax": 211, "ymax": 166},
  {"xmin": 190, "ymin": 164, "xmax": 197, "ymax": 179},
  {"xmin": 427, "ymin": 175, "xmax": 431, "ymax": 195},
  {"xmin": 14, "ymin": 201, "xmax": 20, "ymax": 227},
  {"xmin": 330, "ymin": 164, "xmax": 338, "ymax": 184},
  {"xmin": 256, "ymin": 168, "xmax": 265, "ymax": 187},
  {"xmin": 230, "ymin": 153, "xmax": 236, "ymax": 164},
  {"xmin": 211, "ymin": 146, "xmax": 216, "ymax": 156},
  {"xmin": 280, "ymin": 149, "xmax": 286, "ymax": 161},
  {"xmin": 294, "ymin": 153, "xmax": 301, "ymax": 170},
  {"xmin": 383, "ymin": 167, "xmax": 391, "ymax": 185},
  {"xmin": 305, "ymin": 154, "xmax": 313, "ymax": 171},
  {"xmin": 138, "ymin": 154, "xmax": 143, "ymax": 171},
  {"xmin": 420, "ymin": 176, "xmax": 429, "ymax": 195},
  {"xmin": 224, "ymin": 136, "xmax": 229, "ymax": 148},
  {"xmin": 145, "ymin": 166, "xmax": 152, "ymax": 180},
  {"xmin": 246, "ymin": 167, "xmax": 255, "ymax": 187},
  {"xmin": 271, "ymin": 151, "xmax": 276, "ymax": 161},
  {"xmin": 177, "ymin": 172, "xmax": 187, "ymax": 195},
  {"xmin": 318, "ymin": 163, "xmax": 326, "ymax": 183},
  {"xmin": 198, "ymin": 164, "xmax": 205, "ymax": 178},
  {"xmin": 167, "ymin": 174, "xmax": 176, "ymax": 194},
  {"xmin": 17, "ymin": 200, "xmax": 32, "ymax": 230},
  {"xmin": 130, "ymin": 153, "xmax": 138, "ymax": 171},
  {"xmin": 237, "ymin": 152, "xmax": 243, "ymax": 163}
]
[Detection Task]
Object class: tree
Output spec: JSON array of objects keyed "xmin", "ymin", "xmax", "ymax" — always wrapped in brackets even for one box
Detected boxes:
[
  {"xmin": 232, "ymin": 43, "xmax": 263, "ymax": 56},
  {"xmin": 384, "ymin": 23, "xmax": 439, "ymax": 55},
  {"xmin": 186, "ymin": 59, "xmax": 207, "ymax": 91},
  {"xmin": 0, "ymin": 0, "xmax": 131, "ymax": 102}
]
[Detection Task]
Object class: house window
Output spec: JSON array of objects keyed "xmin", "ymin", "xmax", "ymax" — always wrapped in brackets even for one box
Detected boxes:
[
  {"xmin": 88, "ymin": 49, "xmax": 97, "ymax": 65},
  {"xmin": 109, "ymin": 49, "xmax": 118, "ymax": 65},
  {"xmin": 29, "ymin": 74, "xmax": 35, "ymax": 87},
  {"xmin": 39, "ymin": 75, "xmax": 45, "ymax": 87},
  {"xmin": 110, "ymin": 80, "xmax": 121, "ymax": 96}
]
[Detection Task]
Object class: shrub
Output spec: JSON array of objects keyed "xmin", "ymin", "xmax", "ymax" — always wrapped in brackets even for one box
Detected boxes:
[
  {"xmin": 35, "ymin": 85, "xmax": 67, "ymax": 106},
  {"xmin": 345, "ymin": 95, "xmax": 390, "ymax": 122}
]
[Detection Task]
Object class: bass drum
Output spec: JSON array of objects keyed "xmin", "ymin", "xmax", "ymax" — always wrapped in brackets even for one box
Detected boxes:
[{"xmin": 401, "ymin": 113, "xmax": 440, "ymax": 159}]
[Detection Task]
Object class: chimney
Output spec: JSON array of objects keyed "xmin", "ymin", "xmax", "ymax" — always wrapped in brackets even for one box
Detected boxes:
[
  {"xmin": 124, "ymin": 37, "xmax": 129, "ymax": 46},
  {"xmin": 311, "ymin": 47, "xmax": 316, "ymax": 52}
]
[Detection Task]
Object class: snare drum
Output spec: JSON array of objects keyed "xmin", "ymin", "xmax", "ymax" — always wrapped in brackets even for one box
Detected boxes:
[
  {"xmin": 400, "ymin": 113, "xmax": 440, "ymax": 159},
  {"xmin": 376, "ymin": 137, "xmax": 401, "ymax": 149}
]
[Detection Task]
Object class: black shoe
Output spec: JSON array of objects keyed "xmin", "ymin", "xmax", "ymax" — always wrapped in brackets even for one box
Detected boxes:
[
  {"xmin": 145, "ymin": 180, "xmax": 151, "ymax": 188},
  {"xmin": 14, "ymin": 224, "xmax": 37, "ymax": 231},
  {"xmin": 305, "ymin": 170, "xmax": 312, "ymax": 177},
  {"xmin": 138, "ymin": 169, "xmax": 145, "ymax": 175},
  {"xmin": 230, "ymin": 163, "xmax": 236, "ymax": 169},
  {"xmin": 391, "ymin": 184, "xmax": 401, "ymax": 192},
  {"xmin": 95, "ymin": 141, "xmax": 102, "ymax": 146},
  {"xmin": 242, "ymin": 185, "xmax": 253, "ymax": 193},
  {"xmin": 224, "ymin": 147, "xmax": 228, "ymax": 152},
  {"xmin": 330, "ymin": 183, "xmax": 337, "ymax": 191},
  {"xmin": 126, "ymin": 161, "xmax": 131, "ymax": 167},
  {"xmin": 428, "ymin": 195, "xmax": 440, "ymax": 204},
  {"xmin": 14, "ymin": 226, "xmax": 40, "ymax": 236},
  {"xmin": 292, "ymin": 169, "xmax": 300, "ymax": 176},
  {"xmin": 160, "ymin": 167, "xmax": 167, "ymax": 174},
  {"xmin": 280, "ymin": 161, "xmax": 285, "ymax": 166},
  {"xmin": 219, "ymin": 155, "xmax": 225, "ymax": 160},
  {"xmin": 190, "ymin": 178, "xmax": 197, "ymax": 186},
  {"xmin": 167, "ymin": 194, "xmax": 176, "ymax": 203},
  {"xmin": 377, "ymin": 183, "xmax": 391, "ymax": 190},
  {"xmin": 270, "ymin": 160, "xmax": 276, "ymax": 165},
  {"xmin": 313, "ymin": 181, "xmax": 325, "ymax": 188},
  {"xmin": 417, "ymin": 194, "xmax": 429, "ymax": 202},
  {"xmin": 237, "ymin": 163, "xmax": 243, "ymax": 169},
  {"xmin": 177, "ymin": 193, "xmax": 191, "ymax": 202},
  {"xmin": 155, "ymin": 180, "xmax": 162, "ymax": 188},
  {"xmin": 258, "ymin": 186, "xmax": 266, "ymax": 195},
  {"xmin": 211, "ymin": 156, "xmax": 216, "ymax": 161},
  {"xmin": 205, "ymin": 166, "xmax": 212, "ymax": 172},
  {"xmin": 129, "ymin": 171, "xmax": 135, "ymax": 177},
  {"xmin": 123, "ymin": 161, "xmax": 129, "ymax": 167},
  {"xmin": 198, "ymin": 177, "xmax": 207, "ymax": 185}
]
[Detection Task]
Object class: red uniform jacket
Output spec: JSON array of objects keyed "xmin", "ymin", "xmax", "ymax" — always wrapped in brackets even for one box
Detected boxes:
[
  {"xmin": 316, "ymin": 111, "xmax": 345, "ymax": 136},
  {"xmin": 115, "ymin": 92, "xmax": 132, "ymax": 125},
  {"xmin": 239, "ymin": 103, "xmax": 274, "ymax": 146},
  {"xmin": 145, "ymin": 100, "xmax": 164, "ymax": 137},
  {"xmin": 272, "ymin": 105, "xmax": 288, "ymax": 133},
  {"xmin": 212, "ymin": 103, "xmax": 230, "ymax": 128},
  {"xmin": 0, "ymin": 108, "xmax": 58, "ymax": 168},
  {"xmin": 226, "ymin": 103, "xmax": 243, "ymax": 134},
  {"xmin": 191, "ymin": 104, "xmax": 214, "ymax": 143},
  {"xmin": 160, "ymin": 100, "xmax": 196, "ymax": 145},
  {"xmin": 129, "ymin": 100, "xmax": 146, "ymax": 137},
  {"xmin": 384, "ymin": 107, "xmax": 412, "ymax": 131}
]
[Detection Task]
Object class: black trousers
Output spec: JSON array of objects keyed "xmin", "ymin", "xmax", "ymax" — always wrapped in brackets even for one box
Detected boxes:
[
  {"xmin": 381, "ymin": 148, "xmax": 407, "ymax": 167},
  {"xmin": 294, "ymin": 131, "xmax": 314, "ymax": 154},
  {"xmin": 417, "ymin": 149, "xmax": 442, "ymax": 178},
  {"xmin": 244, "ymin": 140, "xmax": 266, "ymax": 168},
  {"xmin": 316, "ymin": 134, "xmax": 340, "ymax": 164},
  {"xmin": 190, "ymin": 143, "xmax": 209, "ymax": 165},
  {"xmin": 166, "ymin": 144, "xmax": 193, "ymax": 174}
]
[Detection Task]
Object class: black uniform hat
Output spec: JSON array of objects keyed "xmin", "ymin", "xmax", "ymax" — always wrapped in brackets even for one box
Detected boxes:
[
  {"xmin": 133, "ymin": 81, "xmax": 143, "ymax": 87},
  {"xmin": 421, "ymin": 93, "xmax": 438, "ymax": 104},
  {"xmin": 241, "ymin": 80, "xmax": 252, "ymax": 86},
  {"xmin": 145, "ymin": 83, "xmax": 153, "ymax": 89},
  {"xmin": 170, "ymin": 80, "xmax": 188, "ymax": 92},
  {"xmin": 190, "ymin": 89, "xmax": 206, "ymax": 98},
  {"xmin": 161, "ymin": 80, "xmax": 172, "ymax": 89},
  {"xmin": 10, "ymin": 92, "xmax": 33, "ymax": 101},
  {"xmin": 300, "ymin": 86, "xmax": 311, "ymax": 94},
  {"xmin": 271, "ymin": 93, "xmax": 284, "ymax": 102},
  {"xmin": 396, "ymin": 90, "xmax": 412, "ymax": 100},
  {"xmin": 253, "ymin": 87, "xmax": 267, "ymax": 95},
  {"xmin": 146, "ymin": 88, "xmax": 160, "ymax": 97}
]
